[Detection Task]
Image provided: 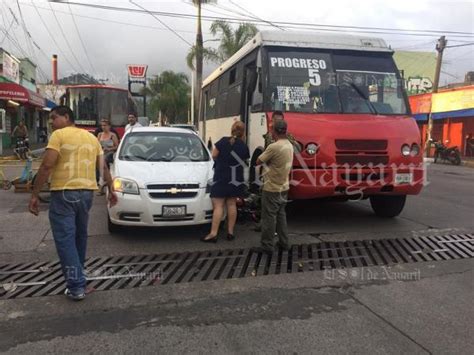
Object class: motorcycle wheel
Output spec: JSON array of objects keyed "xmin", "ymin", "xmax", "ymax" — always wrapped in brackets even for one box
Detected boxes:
[{"xmin": 451, "ymin": 154, "xmax": 461, "ymax": 166}]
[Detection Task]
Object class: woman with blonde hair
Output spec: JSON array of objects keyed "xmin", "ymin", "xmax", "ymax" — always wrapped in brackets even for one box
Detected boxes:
[{"xmin": 202, "ymin": 121, "xmax": 250, "ymax": 243}]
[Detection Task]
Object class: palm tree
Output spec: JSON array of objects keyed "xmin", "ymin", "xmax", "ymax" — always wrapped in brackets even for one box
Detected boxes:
[
  {"xmin": 187, "ymin": 20, "xmax": 259, "ymax": 69},
  {"xmin": 192, "ymin": 0, "xmax": 213, "ymax": 126},
  {"xmin": 143, "ymin": 71, "xmax": 190, "ymax": 124}
]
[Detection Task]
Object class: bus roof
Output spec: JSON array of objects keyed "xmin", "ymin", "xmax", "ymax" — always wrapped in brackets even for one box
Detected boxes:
[
  {"xmin": 203, "ymin": 30, "xmax": 392, "ymax": 87},
  {"xmin": 66, "ymin": 84, "xmax": 128, "ymax": 92}
]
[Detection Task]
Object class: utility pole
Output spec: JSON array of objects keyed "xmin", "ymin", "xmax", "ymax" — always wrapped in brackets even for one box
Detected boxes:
[
  {"xmin": 425, "ymin": 36, "xmax": 447, "ymax": 157},
  {"xmin": 195, "ymin": 0, "xmax": 204, "ymax": 128}
]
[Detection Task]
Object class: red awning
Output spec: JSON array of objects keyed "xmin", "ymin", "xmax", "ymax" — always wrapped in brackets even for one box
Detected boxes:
[{"xmin": 0, "ymin": 82, "xmax": 45, "ymax": 107}]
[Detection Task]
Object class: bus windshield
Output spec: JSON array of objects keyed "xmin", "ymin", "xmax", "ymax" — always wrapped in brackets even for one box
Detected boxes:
[
  {"xmin": 267, "ymin": 48, "xmax": 408, "ymax": 115},
  {"xmin": 68, "ymin": 87, "xmax": 130, "ymax": 127}
]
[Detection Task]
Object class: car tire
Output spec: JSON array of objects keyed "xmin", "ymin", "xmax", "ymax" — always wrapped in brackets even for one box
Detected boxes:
[
  {"xmin": 108, "ymin": 214, "xmax": 123, "ymax": 234},
  {"xmin": 369, "ymin": 195, "xmax": 406, "ymax": 218}
]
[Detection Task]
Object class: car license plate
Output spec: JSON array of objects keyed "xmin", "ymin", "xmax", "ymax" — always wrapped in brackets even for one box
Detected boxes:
[
  {"xmin": 162, "ymin": 206, "xmax": 186, "ymax": 217},
  {"xmin": 395, "ymin": 173, "xmax": 413, "ymax": 185}
]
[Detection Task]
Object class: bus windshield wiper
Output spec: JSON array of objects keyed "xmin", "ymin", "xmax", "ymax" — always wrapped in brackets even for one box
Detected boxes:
[{"xmin": 349, "ymin": 83, "xmax": 378, "ymax": 115}]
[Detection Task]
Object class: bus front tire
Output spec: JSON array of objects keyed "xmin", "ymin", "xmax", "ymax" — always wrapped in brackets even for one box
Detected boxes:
[{"xmin": 369, "ymin": 195, "xmax": 406, "ymax": 218}]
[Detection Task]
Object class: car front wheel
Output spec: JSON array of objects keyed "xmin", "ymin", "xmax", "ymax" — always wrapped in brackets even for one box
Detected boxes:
[{"xmin": 108, "ymin": 214, "xmax": 123, "ymax": 234}]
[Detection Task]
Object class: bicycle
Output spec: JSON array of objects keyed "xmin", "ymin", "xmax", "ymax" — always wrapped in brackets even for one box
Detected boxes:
[{"xmin": 0, "ymin": 164, "xmax": 13, "ymax": 190}]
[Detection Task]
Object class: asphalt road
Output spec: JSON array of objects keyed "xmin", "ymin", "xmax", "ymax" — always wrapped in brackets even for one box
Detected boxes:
[{"xmin": 0, "ymin": 162, "xmax": 473, "ymax": 354}]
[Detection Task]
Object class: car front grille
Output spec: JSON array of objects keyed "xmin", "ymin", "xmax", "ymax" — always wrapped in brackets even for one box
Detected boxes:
[
  {"xmin": 146, "ymin": 183, "xmax": 200, "ymax": 199},
  {"xmin": 149, "ymin": 192, "xmax": 198, "ymax": 199},
  {"xmin": 153, "ymin": 214, "xmax": 195, "ymax": 222}
]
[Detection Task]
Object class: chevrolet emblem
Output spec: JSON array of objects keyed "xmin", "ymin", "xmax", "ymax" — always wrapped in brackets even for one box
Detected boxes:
[{"xmin": 167, "ymin": 188, "xmax": 182, "ymax": 194}]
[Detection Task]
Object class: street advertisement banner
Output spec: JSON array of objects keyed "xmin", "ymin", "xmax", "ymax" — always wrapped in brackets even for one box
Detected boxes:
[
  {"xmin": 431, "ymin": 87, "xmax": 474, "ymax": 113},
  {"xmin": 127, "ymin": 65, "xmax": 148, "ymax": 80},
  {"xmin": 1, "ymin": 52, "xmax": 20, "ymax": 83},
  {"xmin": 393, "ymin": 51, "xmax": 436, "ymax": 95}
]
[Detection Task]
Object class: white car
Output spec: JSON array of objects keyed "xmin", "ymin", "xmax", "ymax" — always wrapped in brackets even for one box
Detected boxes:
[{"xmin": 107, "ymin": 127, "xmax": 214, "ymax": 232}]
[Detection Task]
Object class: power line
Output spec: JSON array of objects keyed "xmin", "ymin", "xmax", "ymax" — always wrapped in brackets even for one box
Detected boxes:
[
  {"xmin": 227, "ymin": 0, "xmax": 285, "ymax": 31},
  {"xmin": 446, "ymin": 42, "xmax": 474, "ymax": 48},
  {"xmin": 30, "ymin": 0, "xmax": 80, "ymax": 74},
  {"xmin": 128, "ymin": 0, "xmax": 192, "ymax": 46},
  {"xmin": 0, "ymin": 23, "xmax": 49, "ymax": 81},
  {"xmin": 15, "ymin": 0, "xmax": 36, "ymax": 60},
  {"xmin": 67, "ymin": 2, "xmax": 96, "ymax": 74},
  {"xmin": 48, "ymin": 1, "xmax": 88, "ymax": 73},
  {"xmin": 45, "ymin": 1, "xmax": 474, "ymax": 38},
  {"xmin": 20, "ymin": 2, "xmax": 207, "ymax": 35}
]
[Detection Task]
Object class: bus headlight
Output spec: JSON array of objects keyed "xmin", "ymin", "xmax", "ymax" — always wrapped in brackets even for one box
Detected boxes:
[
  {"xmin": 401, "ymin": 144, "xmax": 411, "ymax": 157},
  {"xmin": 306, "ymin": 143, "xmax": 319, "ymax": 155},
  {"xmin": 411, "ymin": 143, "xmax": 420, "ymax": 156},
  {"xmin": 113, "ymin": 178, "xmax": 139, "ymax": 195}
]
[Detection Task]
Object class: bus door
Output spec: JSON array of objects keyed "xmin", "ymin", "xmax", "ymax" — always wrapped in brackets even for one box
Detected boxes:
[{"xmin": 241, "ymin": 62, "xmax": 258, "ymax": 142}]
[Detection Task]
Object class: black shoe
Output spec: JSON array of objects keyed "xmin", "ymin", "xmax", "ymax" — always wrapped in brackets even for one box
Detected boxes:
[
  {"xmin": 250, "ymin": 246, "xmax": 273, "ymax": 256},
  {"xmin": 200, "ymin": 235, "xmax": 218, "ymax": 243},
  {"xmin": 227, "ymin": 233, "xmax": 235, "ymax": 241}
]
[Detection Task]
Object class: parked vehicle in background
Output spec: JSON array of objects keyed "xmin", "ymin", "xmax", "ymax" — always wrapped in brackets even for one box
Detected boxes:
[
  {"xmin": 200, "ymin": 30, "xmax": 424, "ymax": 217},
  {"xmin": 14, "ymin": 137, "xmax": 29, "ymax": 160},
  {"xmin": 138, "ymin": 116, "xmax": 150, "ymax": 127},
  {"xmin": 432, "ymin": 140, "xmax": 461, "ymax": 165},
  {"xmin": 107, "ymin": 127, "xmax": 213, "ymax": 232},
  {"xmin": 60, "ymin": 84, "xmax": 137, "ymax": 138},
  {"xmin": 170, "ymin": 124, "xmax": 198, "ymax": 133}
]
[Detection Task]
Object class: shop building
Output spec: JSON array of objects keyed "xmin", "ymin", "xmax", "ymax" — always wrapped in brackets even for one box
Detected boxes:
[
  {"xmin": 410, "ymin": 85, "xmax": 474, "ymax": 157},
  {"xmin": 0, "ymin": 48, "xmax": 46, "ymax": 151}
]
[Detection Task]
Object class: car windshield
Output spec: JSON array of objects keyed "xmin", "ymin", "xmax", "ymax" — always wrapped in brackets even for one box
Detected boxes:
[
  {"xmin": 119, "ymin": 132, "xmax": 210, "ymax": 162},
  {"xmin": 267, "ymin": 48, "xmax": 409, "ymax": 115}
]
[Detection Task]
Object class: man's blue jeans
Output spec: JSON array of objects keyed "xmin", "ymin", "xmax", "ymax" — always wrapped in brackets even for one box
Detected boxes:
[{"xmin": 49, "ymin": 190, "xmax": 94, "ymax": 295}]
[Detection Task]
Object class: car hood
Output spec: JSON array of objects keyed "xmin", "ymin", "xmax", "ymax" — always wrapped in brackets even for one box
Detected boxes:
[{"xmin": 112, "ymin": 160, "xmax": 214, "ymax": 188}]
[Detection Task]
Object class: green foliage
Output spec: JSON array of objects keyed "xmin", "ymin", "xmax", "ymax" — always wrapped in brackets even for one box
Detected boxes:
[
  {"xmin": 187, "ymin": 20, "xmax": 258, "ymax": 70},
  {"xmin": 143, "ymin": 71, "xmax": 190, "ymax": 124}
]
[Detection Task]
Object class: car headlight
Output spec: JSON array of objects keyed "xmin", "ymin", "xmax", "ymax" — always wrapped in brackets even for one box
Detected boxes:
[
  {"xmin": 411, "ymin": 143, "xmax": 420, "ymax": 156},
  {"xmin": 205, "ymin": 178, "xmax": 213, "ymax": 194},
  {"xmin": 401, "ymin": 144, "xmax": 411, "ymax": 157},
  {"xmin": 306, "ymin": 143, "xmax": 319, "ymax": 155},
  {"xmin": 113, "ymin": 178, "xmax": 139, "ymax": 195}
]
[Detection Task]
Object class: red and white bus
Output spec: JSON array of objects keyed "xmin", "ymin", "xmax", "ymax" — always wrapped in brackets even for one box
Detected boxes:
[
  {"xmin": 199, "ymin": 31, "xmax": 424, "ymax": 217},
  {"xmin": 61, "ymin": 84, "xmax": 136, "ymax": 138}
]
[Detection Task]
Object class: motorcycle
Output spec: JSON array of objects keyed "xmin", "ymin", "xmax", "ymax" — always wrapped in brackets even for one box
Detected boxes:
[
  {"xmin": 236, "ymin": 193, "xmax": 259, "ymax": 224},
  {"xmin": 432, "ymin": 140, "xmax": 461, "ymax": 165},
  {"xmin": 14, "ymin": 137, "xmax": 29, "ymax": 160}
]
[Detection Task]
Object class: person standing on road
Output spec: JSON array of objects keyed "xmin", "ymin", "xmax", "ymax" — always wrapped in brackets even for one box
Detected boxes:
[
  {"xmin": 97, "ymin": 119, "xmax": 119, "ymax": 168},
  {"xmin": 252, "ymin": 119, "xmax": 294, "ymax": 255},
  {"xmin": 125, "ymin": 113, "xmax": 142, "ymax": 132},
  {"xmin": 201, "ymin": 121, "xmax": 250, "ymax": 243},
  {"xmin": 29, "ymin": 105, "xmax": 117, "ymax": 301}
]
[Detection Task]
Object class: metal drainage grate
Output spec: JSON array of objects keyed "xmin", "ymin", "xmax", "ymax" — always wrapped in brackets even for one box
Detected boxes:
[{"xmin": 1, "ymin": 233, "xmax": 473, "ymax": 300}]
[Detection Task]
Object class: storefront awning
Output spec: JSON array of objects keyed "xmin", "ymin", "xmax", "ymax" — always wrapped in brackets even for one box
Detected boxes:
[{"xmin": 0, "ymin": 82, "xmax": 45, "ymax": 107}]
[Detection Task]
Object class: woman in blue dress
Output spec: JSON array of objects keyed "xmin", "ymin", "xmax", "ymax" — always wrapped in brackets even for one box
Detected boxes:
[{"xmin": 201, "ymin": 121, "xmax": 250, "ymax": 243}]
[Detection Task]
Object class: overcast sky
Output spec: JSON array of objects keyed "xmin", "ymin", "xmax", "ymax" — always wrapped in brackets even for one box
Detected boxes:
[{"xmin": 1, "ymin": 0, "xmax": 473, "ymax": 87}]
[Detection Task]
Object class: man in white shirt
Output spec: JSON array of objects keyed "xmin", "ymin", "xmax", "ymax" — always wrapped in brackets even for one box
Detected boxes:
[{"xmin": 125, "ymin": 113, "xmax": 142, "ymax": 132}]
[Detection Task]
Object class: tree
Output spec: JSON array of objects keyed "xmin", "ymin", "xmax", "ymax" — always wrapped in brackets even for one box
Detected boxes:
[
  {"xmin": 186, "ymin": 20, "xmax": 259, "ymax": 70},
  {"xmin": 192, "ymin": 0, "xmax": 213, "ymax": 126},
  {"xmin": 143, "ymin": 71, "xmax": 190, "ymax": 124}
]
